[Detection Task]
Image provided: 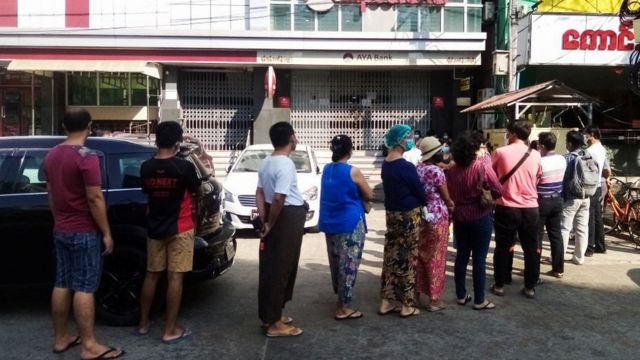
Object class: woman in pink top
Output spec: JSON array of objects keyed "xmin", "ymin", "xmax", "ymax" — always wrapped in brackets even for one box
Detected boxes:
[{"xmin": 447, "ymin": 131, "xmax": 502, "ymax": 310}]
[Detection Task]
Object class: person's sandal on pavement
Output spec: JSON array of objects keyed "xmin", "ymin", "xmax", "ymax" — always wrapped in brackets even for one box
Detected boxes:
[{"xmin": 472, "ymin": 300, "xmax": 495, "ymax": 311}]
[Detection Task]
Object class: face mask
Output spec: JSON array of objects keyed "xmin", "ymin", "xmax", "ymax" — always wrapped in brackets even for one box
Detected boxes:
[
  {"xmin": 441, "ymin": 146, "xmax": 450, "ymax": 154},
  {"xmin": 404, "ymin": 139, "xmax": 415, "ymax": 151},
  {"xmin": 583, "ymin": 135, "xmax": 589, "ymax": 145}
]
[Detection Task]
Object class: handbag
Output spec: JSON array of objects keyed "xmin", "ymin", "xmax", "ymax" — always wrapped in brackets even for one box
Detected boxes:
[{"xmin": 478, "ymin": 165, "xmax": 496, "ymax": 209}]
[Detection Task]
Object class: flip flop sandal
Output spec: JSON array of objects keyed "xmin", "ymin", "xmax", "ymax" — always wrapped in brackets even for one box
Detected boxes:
[
  {"xmin": 427, "ymin": 304, "xmax": 446, "ymax": 312},
  {"xmin": 472, "ymin": 301, "xmax": 496, "ymax": 311},
  {"xmin": 399, "ymin": 308, "xmax": 420, "ymax": 318},
  {"xmin": 521, "ymin": 288, "xmax": 536, "ymax": 299},
  {"xmin": 261, "ymin": 316, "xmax": 294, "ymax": 329},
  {"xmin": 377, "ymin": 306, "xmax": 401, "ymax": 316},
  {"xmin": 335, "ymin": 310, "xmax": 364, "ymax": 320},
  {"xmin": 490, "ymin": 284, "xmax": 505, "ymax": 297},
  {"xmin": 457, "ymin": 294, "xmax": 472, "ymax": 306},
  {"xmin": 266, "ymin": 326, "xmax": 303, "ymax": 338},
  {"xmin": 161, "ymin": 328, "xmax": 193, "ymax": 345},
  {"xmin": 53, "ymin": 336, "xmax": 81, "ymax": 353},
  {"xmin": 81, "ymin": 347, "xmax": 125, "ymax": 360}
]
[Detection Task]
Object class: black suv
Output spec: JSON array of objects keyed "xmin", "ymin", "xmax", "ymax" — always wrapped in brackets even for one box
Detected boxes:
[{"xmin": 0, "ymin": 136, "xmax": 236, "ymax": 325}]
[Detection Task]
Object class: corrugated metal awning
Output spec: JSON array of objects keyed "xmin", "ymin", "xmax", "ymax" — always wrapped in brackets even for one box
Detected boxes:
[
  {"xmin": 7, "ymin": 60, "xmax": 161, "ymax": 79},
  {"xmin": 461, "ymin": 80, "xmax": 600, "ymax": 113}
]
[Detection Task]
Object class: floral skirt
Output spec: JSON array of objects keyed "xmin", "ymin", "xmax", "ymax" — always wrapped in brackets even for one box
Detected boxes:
[
  {"xmin": 380, "ymin": 207, "xmax": 421, "ymax": 306},
  {"xmin": 325, "ymin": 217, "xmax": 366, "ymax": 306},
  {"xmin": 416, "ymin": 217, "xmax": 449, "ymax": 301}
]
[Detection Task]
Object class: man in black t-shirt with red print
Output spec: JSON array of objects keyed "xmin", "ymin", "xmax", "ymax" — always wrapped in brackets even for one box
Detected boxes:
[{"xmin": 137, "ymin": 121, "xmax": 200, "ymax": 344}]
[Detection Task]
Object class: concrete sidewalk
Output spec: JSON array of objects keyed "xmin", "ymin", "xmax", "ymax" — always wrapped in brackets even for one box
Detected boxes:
[{"xmin": 1, "ymin": 205, "xmax": 639, "ymax": 359}]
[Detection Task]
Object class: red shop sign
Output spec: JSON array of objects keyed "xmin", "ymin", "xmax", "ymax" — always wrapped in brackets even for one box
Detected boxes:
[{"xmin": 562, "ymin": 25, "xmax": 634, "ymax": 51}]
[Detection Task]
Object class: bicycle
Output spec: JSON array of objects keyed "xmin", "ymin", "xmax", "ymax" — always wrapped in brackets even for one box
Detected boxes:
[{"xmin": 604, "ymin": 177, "xmax": 640, "ymax": 248}]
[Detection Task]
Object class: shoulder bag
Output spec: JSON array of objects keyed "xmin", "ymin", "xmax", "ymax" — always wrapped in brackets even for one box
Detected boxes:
[{"xmin": 499, "ymin": 148, "xmax": 532, "ymax": 184}]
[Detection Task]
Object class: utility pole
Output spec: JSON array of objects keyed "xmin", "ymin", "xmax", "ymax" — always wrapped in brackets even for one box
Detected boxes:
[{"xmin": 508, "ymin": 0, "xmax": 519, "ymax": 91}]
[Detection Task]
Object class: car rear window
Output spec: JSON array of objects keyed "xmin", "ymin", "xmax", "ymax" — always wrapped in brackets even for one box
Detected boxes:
[
  {"xmin": 233, "ymin": 150, "xmax": 311, "ymax": 173},
  {"xmin": 109, "ymin": 152, "xmax": 155, "ymax": 189}
]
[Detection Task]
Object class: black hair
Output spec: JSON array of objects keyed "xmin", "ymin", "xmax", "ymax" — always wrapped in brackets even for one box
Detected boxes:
[
  {"xmin": 529, "ymin": 140, "xmax": 539, "ymax": 151},
  {"xmin": 566, "ymin": 130, "xmax": 584, "ymax": 149},
  {"xmin": 269, "ymin": 122, "xmax": 294, "ymax": 148},
  {"xmin": 330, "ymin": 134, "xmax": 353, "ymax": 162},
  {"xmin": 538, "ymin": 132, "xmax": 557, "ymax": 151},
  {"xmin": 451, "ymin": 130, "xmax": 484, "ymax": 167},
  {"xmin": 507, "ymin": 120, "xmax": 532, "ymax": 141},
  {"xmin": 413, "ymin": 130, "xmax": 422, "ymax": 138},
  {"xmin": 155, "ymin": 121, "xmax": 183, "ymax": 149},
  {"xmin": 425, "ymin": 129, "xmax": 436, "ymax": 137},
  {"xmin": 62, "ymin": 108, "xmax": 92, "ymax": 133},
  {"xmin": 583, "ymin": 126, "xmax": 601, "ymax": 140}
]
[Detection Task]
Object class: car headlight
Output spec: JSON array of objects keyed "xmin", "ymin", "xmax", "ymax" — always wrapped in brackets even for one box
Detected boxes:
[
  {"xmin": 301, "ymin": 185, "xmax": 318, "ymax": 201},
  {"xmin": 223, "ymin": 189, "xmax": 234, "ymax": 203}
]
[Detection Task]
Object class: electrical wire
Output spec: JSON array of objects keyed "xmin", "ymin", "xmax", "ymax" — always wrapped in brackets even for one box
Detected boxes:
[{"xmin": 619, "ymin": 0, "xmax": 640, "ymax": 27}]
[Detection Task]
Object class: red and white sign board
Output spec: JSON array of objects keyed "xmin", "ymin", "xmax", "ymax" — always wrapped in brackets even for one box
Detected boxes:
[{"xmin": 521, "ymin": 14, "xmax": 635, "ymax": 66}]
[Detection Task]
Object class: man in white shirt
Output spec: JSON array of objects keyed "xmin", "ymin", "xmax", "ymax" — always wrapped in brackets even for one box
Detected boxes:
[
  {"xmin": 255, "ymin": 121, "xmax": 306, "ymax": 337},
  {"xmin": 583, "ymin": 126, "xmax": 607, "ymax": 255}
]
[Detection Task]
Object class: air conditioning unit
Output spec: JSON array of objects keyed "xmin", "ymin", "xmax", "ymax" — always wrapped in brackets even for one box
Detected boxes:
[{"xmin": 483, "ymin": 2, "xmax": 495, "ymax": 22}]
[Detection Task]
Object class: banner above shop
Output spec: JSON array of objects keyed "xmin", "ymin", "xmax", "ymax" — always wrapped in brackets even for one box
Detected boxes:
[
  {"xmin": 520, "ymin": 14, "xmax": 635, "ymax": 66},
  {"xmin": 306, "ymin": 0, "xmax": 448, "ymax": 12},
  {"xmin": 257, "ymin": 50, "xmax": 480, "ymax": 66}
]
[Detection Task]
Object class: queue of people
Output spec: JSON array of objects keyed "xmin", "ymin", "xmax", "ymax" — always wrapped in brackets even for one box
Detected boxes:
[{"xmin": 43, "ymin": 111, "xmax": 612, "ymax": 355}]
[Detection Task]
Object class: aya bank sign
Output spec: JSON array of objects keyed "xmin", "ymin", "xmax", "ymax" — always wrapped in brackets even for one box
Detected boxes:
[
  {"xmin": 306, "ymin": 0, "xmax": 447, "ymax": 11},
  {"xmin": 521, "ymin": 14, "xmax": 635, "ymax": 66}
]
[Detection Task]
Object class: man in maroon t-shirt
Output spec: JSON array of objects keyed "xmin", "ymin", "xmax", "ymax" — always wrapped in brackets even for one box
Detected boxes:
[{"xmin": 44, "ymin": 109, "xmax": 124, "ymax": 359}]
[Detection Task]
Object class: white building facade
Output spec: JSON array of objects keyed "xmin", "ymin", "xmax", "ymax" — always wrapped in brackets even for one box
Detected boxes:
[{"xmin": 0, "ymin": 0, "xmax": 487, "ymax": 150}]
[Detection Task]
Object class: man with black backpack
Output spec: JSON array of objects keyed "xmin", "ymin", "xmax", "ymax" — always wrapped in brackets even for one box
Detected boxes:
[{"xmin": 560, "ymin": 130, "xmax": 598, "ymax": 265}]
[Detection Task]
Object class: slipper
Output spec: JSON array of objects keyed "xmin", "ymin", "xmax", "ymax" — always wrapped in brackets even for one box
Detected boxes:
[
  {"xmin": 545, "ymin": 270, "xmax": 563, "ymax": 279},
  {"xmin": 457, "ymin": 294, "xmax": 472, "ymax": 306},
  {"xmin": 377, "ymin": 306, "xmax": 401, "ymax": 316},
  {"xmin": 490, "ymin": 284, "xmax": 504, "ymax": 297},
  {"xmin": 161, "ymin": 328, "xmax": 192, "ymax": 345},
  {"xmin": 536, "ymin": 278, "xmax": 545, "ymax": 286},
  {"xmin": 521, "ymin": 288, "xmax": 535, "ymax": 299},
  {"xmin": 399, "ymin": 308, "xmax": 420, "ymax": 318},
  {"xmin": 81, "ymin": 347, "xmax": 125, "ymax": 360},
  {"xmin": 427, "ymin": 304, "xmax": 446, "ymax": 312},
  {"xmin": 133, "ymin": 326, "xmax": 150, "ymax": 336},
  {"xmin": 53, "ymin": 336, "xmax": 81, "ymax": 354},
  {"xmin": 266, "ymin": 326, "xmax": 303, "ymax": 338},
  {"xmin": 472, "ymin": 301, "xmax": 496, "ymax": 311},
  {"xmin": 261, "ymin": 316, "xmax": 293, "ymax": 329},
  {"xmin": 335, "ymin": 310, "xmax": 363, "ymax": 320}
]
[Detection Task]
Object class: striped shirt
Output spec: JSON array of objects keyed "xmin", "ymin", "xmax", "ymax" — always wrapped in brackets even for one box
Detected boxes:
[
  {"xmin": 446, "ymin": 155, "xmax": 503, "ymax": 223},
  {"xmin": 537, "ymin": 152, "xmax": 566, "ymax": 198}
]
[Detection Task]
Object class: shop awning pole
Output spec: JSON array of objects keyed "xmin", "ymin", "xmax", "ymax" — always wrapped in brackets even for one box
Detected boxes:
[
  {"xmin": 146, "ymin": 75, "xmax": 150, "ymax": 138},
  {"xmin": 31, "ymin": 73, "xmax": 35, "ymax": 136}
]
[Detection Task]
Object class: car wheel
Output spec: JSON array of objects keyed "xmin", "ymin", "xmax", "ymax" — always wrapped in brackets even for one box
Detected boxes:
[{"xmin": 96, "ymin": 246, "xmax": 163, "ymax": 326}]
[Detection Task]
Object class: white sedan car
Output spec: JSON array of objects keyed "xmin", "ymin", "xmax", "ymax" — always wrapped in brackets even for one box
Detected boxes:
[{"xmin": 222, "ymin": 144, "xmax": 321, "ymax": 232}]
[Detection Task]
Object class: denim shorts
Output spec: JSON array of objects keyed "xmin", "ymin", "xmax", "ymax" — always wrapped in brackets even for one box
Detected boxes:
[{"xmin": 54, "ymin": 232, "xmax": 103, "ymax": 293}]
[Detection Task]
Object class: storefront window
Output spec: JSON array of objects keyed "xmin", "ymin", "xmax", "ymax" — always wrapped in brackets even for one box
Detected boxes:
[
  {"xmin": 318, "ymin": 7, "xmax": 338, "ymax": 31},
  {"xmin": 294, "ymin": 4, "xmax": 314, "ymax": 31},
  {"xmin": 99, "ymin": 73, "xmax": 128, "ymax": 106},
  {"xmin": 444, "ymin": 7, "xmax": 464, "ymax": 32},
  {"xmin": 467, "ymin": 7, "xmax": 482, "ymax": 32},
  {"xmin": 341, "ymin": 5, "xmax": 362, "ymax": 32},
  {"xmin": 67, "ymin": 73, "xmax": 97, "ymax": 106},
  {"xmin": 271, "ymin": 4, "xmax": 291, "ymax": 31},
  {"xmin": 131, "ymin": 75, "xmax": 160, "ymax": 106},
  {"xmin": 421, "ymin": 7, "xmax": 442, "ymax": 32},
  {"xmin": 397, "ymin": 6, "xmax": 419, "ymax": 32}
]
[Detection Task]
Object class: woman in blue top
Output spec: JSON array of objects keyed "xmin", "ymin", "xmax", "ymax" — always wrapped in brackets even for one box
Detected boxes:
[
  {"xmin": 379, "ymin": 124, "xmax": 426, "ymax": 318},
  {"xmin": 319, "ymin": 135, "xmax": 374, "ymax": 320}
]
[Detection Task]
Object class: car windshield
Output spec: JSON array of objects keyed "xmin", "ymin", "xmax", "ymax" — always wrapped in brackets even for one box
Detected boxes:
[{"xmin": 233, "ymin": 150, "xmax": 312, "ymax": 173}]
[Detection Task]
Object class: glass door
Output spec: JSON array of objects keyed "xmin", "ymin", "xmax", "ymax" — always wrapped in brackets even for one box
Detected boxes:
[{"xmin": 0, "ymin": 90, "xmax": 24, "ymax": 136}]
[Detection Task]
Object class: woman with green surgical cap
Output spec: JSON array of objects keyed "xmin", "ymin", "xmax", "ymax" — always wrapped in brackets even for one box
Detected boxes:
[{"xmin": 378, "ymin": 124, "xmax": 426, "ymax": 318}]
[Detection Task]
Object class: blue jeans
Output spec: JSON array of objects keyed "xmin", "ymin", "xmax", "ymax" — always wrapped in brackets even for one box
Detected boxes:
[{"xmin": 453, "ymin": 215, "xmax": 492, "ymax": 305}]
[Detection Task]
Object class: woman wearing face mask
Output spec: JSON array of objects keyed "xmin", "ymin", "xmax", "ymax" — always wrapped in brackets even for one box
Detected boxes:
[{"xmin": 378, "ymin": 124, "xmax": 427, "ymax": 318}]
